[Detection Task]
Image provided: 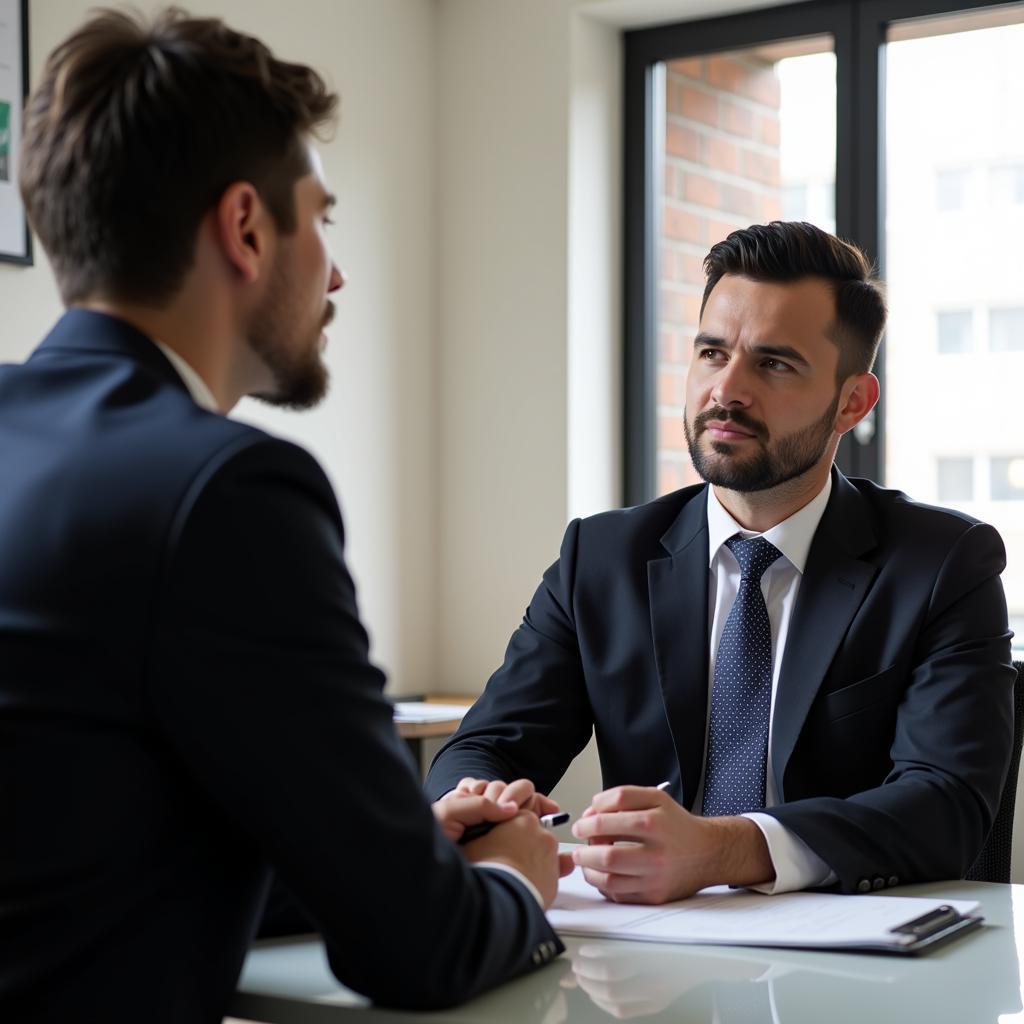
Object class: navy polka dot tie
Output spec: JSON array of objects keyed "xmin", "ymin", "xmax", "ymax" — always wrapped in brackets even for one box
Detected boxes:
[{"xmin": 701, "ymin": 535, "xmax": 782, "ymax": 818}]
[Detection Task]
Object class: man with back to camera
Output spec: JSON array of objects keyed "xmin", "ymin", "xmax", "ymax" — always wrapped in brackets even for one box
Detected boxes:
[
  {"xmin": 427, "ymin": 220, "xmax": 1016, "ymax": 903},
  {"xmin": 0, "ymin": 9, "xmax": 573, "ymax": 1022}
]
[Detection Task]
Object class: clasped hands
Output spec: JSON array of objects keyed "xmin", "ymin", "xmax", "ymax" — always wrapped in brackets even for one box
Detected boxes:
[{"xmin": 435, "ymin": 778, "xmax": 774, "ymax": 906}]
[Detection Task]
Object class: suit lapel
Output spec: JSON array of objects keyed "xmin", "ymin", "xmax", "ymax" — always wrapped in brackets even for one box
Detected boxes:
[
  {"xmin": 648, "ymin": 491, "xmax": 710, "ymax": 809},
  {"xmin": 770, "ymin": 471, "xmax": 879, "ymax": 797}
]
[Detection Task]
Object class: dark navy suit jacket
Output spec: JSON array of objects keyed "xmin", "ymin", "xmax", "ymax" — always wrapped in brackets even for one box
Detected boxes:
[
  {"xmin": 426, "ymin": 468, "xmax": 1015, "ymax": 893},
  {"xmin": 0, "ymin": 310, "xmax": 561, "ymax": 1023}
]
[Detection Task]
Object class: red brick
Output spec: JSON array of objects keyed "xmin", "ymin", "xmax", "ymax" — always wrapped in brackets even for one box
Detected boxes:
[
  {"xmin": 740, "ymin": 147, "xmax": 780, "ymax": 186},
  {"xmin": 660, "ymin": 288, "xmax": 686, "ymax": 325},
  {"xmin": 721, "ymin": 99, "xmax": 756, "ymax": 139},
  {"xmin": 658, "ymin": 461, "xmax": 687, "ymax": 497},
  {"xmin": 706, "ymin": 56, "xmax": 745, "ymax": 93},
  {"xmin": 680, "ymin": 251, "xmax": 706, "ymax": 286},
  {"xmin": 759, "ymin": 114, "xmax": 781, "ymax": 147},
  {"xmin": 657, "ymin": 370, "xmax": 686, "ymax": 406},
  {"xmin": 658, "ymin": 414, "xmax": 687, "ymax": 453},
  {"xmin": 703, "ymin": 135, "xmax": 739, "ymax": 174},
  {"xmin": 662, "ymin": 205, "xmax": 702, "ymax": 244},
  {"xmin": 666, "ymin": 120, "xmax": 700, "ymax": 161},
  {"xmin": 736, "ymin": 65, "xmax": 781, "ymax": 108},
  {"xmin": 683, "ymin": 172, "xmax": 720, "ymax": 209},
  {"xmin": 761, "ymin": 193, "xmax": 783, "ymax": 221},
  {"xmin": 682, "ymin": 292, "xmax": 703, "ymax": 325},
  {"xmin": 658, "ymin": 328, "xmax": 686, "ymax": 364},
  {"xmin": 680, "ymin": 86, "xmax": 718, "ymax": 128},
  {"xmin": 708, "ymin": 218, "xmax": 745, "ymax": 246},
  {"xmin": 719, "ymin": 183, "xmax": 760, "ymax": 219},
  {"xmin": 668, "ymin": 57, "xmax": 703, "ymax": 80}
]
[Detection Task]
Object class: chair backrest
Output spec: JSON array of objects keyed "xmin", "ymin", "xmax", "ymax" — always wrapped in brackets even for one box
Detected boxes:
[{"xmin": 966, "ymin": 660, "xmax": 1024, "ymax": 883}]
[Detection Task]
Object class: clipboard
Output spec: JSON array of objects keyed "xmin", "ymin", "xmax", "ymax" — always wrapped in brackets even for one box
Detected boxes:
[
  {"xmin": 870, "ymin": 903, "xmax": 984, "ymax": 955},
  {"xmin": 547, "ymin": 869, "xmax": 985, "ymax": 956}
]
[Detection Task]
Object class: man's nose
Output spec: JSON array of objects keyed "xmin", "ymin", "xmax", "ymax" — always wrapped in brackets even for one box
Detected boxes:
[
  {"xmin": 328, "ymin": 264, "xmax": 346, "ymax": 293},
  {"xmin": 710, "ymin": 359, "xmax": 753, "ymax": 408}
]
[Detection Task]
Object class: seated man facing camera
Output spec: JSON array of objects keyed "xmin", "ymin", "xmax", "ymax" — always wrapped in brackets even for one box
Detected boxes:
[
  {"xmin": 0, "ymin": 9, "xmax": 569, "ymax": 1022},
  {"xmin": 427, "ymin": 220, "xmax": 1014, "ymax": 904}
]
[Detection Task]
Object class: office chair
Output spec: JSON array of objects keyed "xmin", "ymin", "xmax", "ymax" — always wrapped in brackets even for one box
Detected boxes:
[{"xmin": 965, "ymin": 660, "xmax": 1024, "ymax": 883}]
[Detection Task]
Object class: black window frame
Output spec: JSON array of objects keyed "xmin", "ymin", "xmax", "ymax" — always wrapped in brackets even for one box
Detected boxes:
[{"xmin": 623, "ymin": 0, "xmax": 1022, "ymax": 506}]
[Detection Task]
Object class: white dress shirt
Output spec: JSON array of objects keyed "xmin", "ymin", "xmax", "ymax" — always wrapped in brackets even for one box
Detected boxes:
[{"xmin": 697, "ymin": 477, "xmax": 837, "ymax": 894}]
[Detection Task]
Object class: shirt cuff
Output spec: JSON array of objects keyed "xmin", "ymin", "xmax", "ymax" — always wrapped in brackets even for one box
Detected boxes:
[
  {"xmin": 473, "ymin": 861, "xmax": 545, "ymax": 908},
  {"xmin": 742, "ymin": 812, "xmax": 837, "ymax": 893}
]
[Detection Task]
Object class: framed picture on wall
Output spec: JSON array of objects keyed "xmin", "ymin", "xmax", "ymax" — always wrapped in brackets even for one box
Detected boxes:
[{"xmin": 0, "ymin": 0, "xmax": 30, "ymax": 265}]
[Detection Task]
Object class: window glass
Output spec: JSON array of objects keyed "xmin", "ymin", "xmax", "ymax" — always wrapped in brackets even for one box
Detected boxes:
[
  {"xmin": 991, "ymin": 457, "xmax": 1024, "ymax": 501},
  {"xmin": 936, "ymin": 310, "xmax": 972, "ymax": 354},
  {"xmin": 989, "ymin": 307, "xmax": 1024, "ymax": 352},
  {"xmin": 937, "ymin": 457, "xmax": 974, "ymax": 501}
]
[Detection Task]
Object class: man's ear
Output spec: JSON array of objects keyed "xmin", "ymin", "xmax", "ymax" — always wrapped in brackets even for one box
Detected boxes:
[
  {"xmin": 834, "ymin": 372, "xmax": 880, "ymax": 436},
  {"xmin": 213, "ymin": 182, "xmax": 270, "ymax": 284}
]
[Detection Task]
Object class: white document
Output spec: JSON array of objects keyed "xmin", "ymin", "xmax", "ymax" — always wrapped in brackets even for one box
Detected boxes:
[
  {"xmin": 548, "ymin": 867, "xmax": 981, "ymax": 952},
  {"xmin": 392, "ymin": 702, "xmax": 469, "ymax": 724}
]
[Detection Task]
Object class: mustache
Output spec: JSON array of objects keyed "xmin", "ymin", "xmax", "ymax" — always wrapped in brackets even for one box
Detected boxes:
[
  {"xmin": 322, "ymin": 302, "xmax": 336, "ymax": 328},
  {"xmin": 694, "ymin": 407, "xmax": 768, "ymax": 440}
]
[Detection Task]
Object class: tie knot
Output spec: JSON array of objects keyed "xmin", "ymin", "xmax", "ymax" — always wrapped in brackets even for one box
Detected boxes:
[{"xmin": 725, "ymin": 535, "xmax": 781, "ymax": 581}]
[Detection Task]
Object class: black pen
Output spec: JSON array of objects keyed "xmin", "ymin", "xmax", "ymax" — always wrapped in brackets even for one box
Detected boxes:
[{"xmin": 458, "ymin": 810, "xmax": 571, "ymax": 846}]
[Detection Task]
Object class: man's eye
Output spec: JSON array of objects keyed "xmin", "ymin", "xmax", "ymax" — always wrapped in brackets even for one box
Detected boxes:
[
  {"xmin": 323, "ymin": 216, "xmax": 336, "ymax": 227},
  {"xmin": 699, "ymin": 348, "xmax": 724, "ymax": 361},
  {"xmin": 763, "ymin": 358, "xmax": 792, "ymax": 372}
]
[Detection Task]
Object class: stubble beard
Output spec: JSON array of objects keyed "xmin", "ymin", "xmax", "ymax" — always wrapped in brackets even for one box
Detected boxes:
[
  {"xmin": 683, "ymin": 393, "xmax": 840, "ymax": 493},
  {"xmin": 248, "ymin": 255, "xmax": 332, "ymax": 411}
]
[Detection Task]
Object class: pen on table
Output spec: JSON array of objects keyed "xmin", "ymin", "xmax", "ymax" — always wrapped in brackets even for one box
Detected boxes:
[{"xmin": 458, "ymin": 810, "xmax": 571, "ymax": 846}]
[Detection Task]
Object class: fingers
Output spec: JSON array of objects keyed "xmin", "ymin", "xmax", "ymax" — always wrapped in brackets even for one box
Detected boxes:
[
  {"xmin": 431, "ymin": 793, "xmax": 519, "ymax": 842},
  {"xmin": 453, "ymin": 777, "xmax": 559, "ymax": 816},
  {"xmin": 587, "ymin": 785, "xmax": 672, "ymax": 814},
  {"xmin": 572, "ymin": 809, "xmax": 659, "ymax": 844},
  {"xmin": 558, "ymin": 851, "xmax": 575, "ymax": 877}
]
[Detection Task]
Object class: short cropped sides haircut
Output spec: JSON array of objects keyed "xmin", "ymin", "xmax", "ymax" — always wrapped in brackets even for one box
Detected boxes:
[
  {"xmin": 700, "ymin": 221, "xmax": 887, "ymax": 380},
  {"xmin": 19, "ymin": 7, "xmax": 337, "ymax": 306}
]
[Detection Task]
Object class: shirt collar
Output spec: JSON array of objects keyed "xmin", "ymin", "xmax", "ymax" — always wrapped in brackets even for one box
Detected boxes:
[
  {"xmin": 706, "ymin": 472, "xmax": 833, "ymax": 575},
  {"xmin": 152, "ymin": 340, "xmax": 220, "ymax": 413}
]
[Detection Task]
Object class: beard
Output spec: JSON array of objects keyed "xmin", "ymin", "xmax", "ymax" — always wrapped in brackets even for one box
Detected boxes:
[
  {"xmin": 683, "ymin": 393, "xmax": 839, "ymax": 492},
  {"xmin": 247, "ymin": 255, "xmax": 332, "ymax": 410}
]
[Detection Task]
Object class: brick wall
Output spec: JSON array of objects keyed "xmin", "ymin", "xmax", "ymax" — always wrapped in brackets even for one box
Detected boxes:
[{"xmin": 657, "ymin": 53, "xmax": 783, "ymax": 495}]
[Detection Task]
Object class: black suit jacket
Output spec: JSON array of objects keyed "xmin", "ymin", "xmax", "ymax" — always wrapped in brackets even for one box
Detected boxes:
[
  {"xmin": 0, "ymin": 311, "xmax": 561, "ymax": 1023},
  {"xmin": 426, "ymin": 471, "xmax": 1015, "ymax": 893}
]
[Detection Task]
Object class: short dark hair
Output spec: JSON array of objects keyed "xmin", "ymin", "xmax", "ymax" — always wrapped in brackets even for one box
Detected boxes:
[
  {"xmin": 700, "ymin": 221, "xmax": 887, "ymax": 379},
  {"xmin": 19, "ymin": 6, "xmax": 337, "ymax": 306}
]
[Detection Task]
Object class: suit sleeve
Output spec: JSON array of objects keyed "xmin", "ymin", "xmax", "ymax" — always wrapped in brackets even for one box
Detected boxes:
[
  {"xmin": 424, "ymin": 519, "xmax": 594, "ymax": 802},
  {"xmin": 146, "ymin": 439, "xmax": 562, "ymax": 1009},
  {"xmin": 767, "ymin": 522, "xmax": 1015, "ymax": 892}
]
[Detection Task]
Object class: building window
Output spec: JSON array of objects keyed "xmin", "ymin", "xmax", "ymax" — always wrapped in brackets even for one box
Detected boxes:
[
  {"xmin": 991, "ymin": 163, "xmax": 1024, "ymax": 205},
  {"xmin": 936, "ymin": 457, "xmax": 974, "ymax": 502},
  {"xmin": 989, "ymin": 308, "xmax": 1024, "ymax": 352},
  {"xmin": 991, "ymin": 457, "xmax": 1024, "ymax": 501},
  {"xmin": 936, "ymin": 168, "xmax": 969, "ymax": 211},
  {"xmin": 936, "ymin": 310, "xmax": 972, "ymax": 354}
]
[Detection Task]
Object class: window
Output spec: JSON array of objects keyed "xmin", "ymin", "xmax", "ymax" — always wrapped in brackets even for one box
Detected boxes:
[
  {"xmin": 936, "ymin": 168, "xmax": 969, "ymax": 211},
  {"xmin": 989, "ymin": 308, "xmax": 1024, "ymax": 352},
  {"xmin": 991, "ymin": 164, "xmax": 1024, "ymax": 205},
  {"xmin": 991, "ymin": 457, "xmax": 1024, "ymax": 501},
  {"xmin": 937, "ymin": 457, "xmax": 974, "ymax": 502},
  {"xmin": 625, "ymin": 1, "xmax": 1024, "ymax": 655},
  {"xmin": 936, "ymin": 311, "xmax": 972, "ymax": 354}
]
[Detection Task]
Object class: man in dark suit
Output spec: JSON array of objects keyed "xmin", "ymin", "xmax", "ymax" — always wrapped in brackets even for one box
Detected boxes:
[
  {"xmin": 427, "ymin": 221, "xmax": 1015, "ymax": 903},
  {"xmin": 0, "ymin": 9, "xmax": 568, "ymax": 1022}
]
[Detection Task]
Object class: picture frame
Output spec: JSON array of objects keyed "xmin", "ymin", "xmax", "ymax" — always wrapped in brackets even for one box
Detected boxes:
[{"xmin": 0, "ymin": 0, "xmax": 31, "ymax": 265}]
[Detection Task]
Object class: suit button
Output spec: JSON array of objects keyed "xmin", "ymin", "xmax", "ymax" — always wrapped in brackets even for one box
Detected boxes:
[
  {"xmin": 545, "ymin": 941, "xmax": 557, "ymax": 955},
  {"xmin": 532, "ymin": 950, "xmax": 543, "ymax": 965},
  {"xmin": 888, "ymin": 876, "xmax": 899, "ymax": 888},
  {"xmin": 872, "ymin": 877, "xmax": 885, "ymax": 891},
  {"xmin": 857, "ymin": 878, "xmax": 871, "ymax": 893}
]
